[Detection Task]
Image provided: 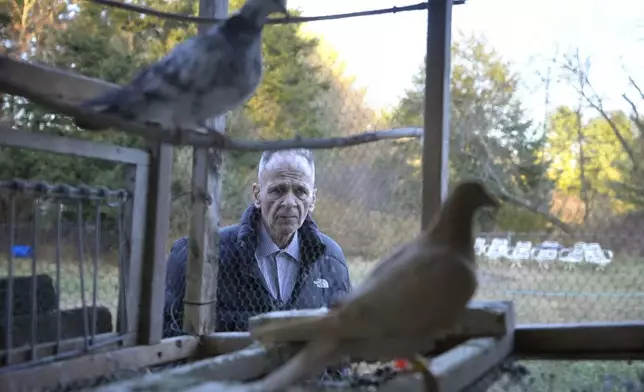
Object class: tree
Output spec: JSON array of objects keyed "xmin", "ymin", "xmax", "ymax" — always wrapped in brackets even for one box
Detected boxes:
[
  {"xmin": 380, "ymin": 34, "xmax": 555, "ymax": 232},
  {"xmin": 548, "ymin": 50, "xmax": 644, "ymax": 223},
  {"xmin": 545, "ymin": 106, "xmax": 636, "ymax": 221}
]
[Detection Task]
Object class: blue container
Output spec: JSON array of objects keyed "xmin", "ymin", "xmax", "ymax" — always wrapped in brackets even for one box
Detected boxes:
[{"xmin": 11, "ymin": 245, "xmax": 33, "ymax": 258}]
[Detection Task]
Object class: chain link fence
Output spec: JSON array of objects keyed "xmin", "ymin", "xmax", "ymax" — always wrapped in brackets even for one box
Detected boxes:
[{"xmin": 0, "ymin": 180, "xmax": 129, "ymax": 369}]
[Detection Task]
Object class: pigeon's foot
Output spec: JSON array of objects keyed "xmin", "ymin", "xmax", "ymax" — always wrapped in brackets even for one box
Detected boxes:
[{"xmin": 407, "ymin": 355, "xmax": 440, "ymax": 392}]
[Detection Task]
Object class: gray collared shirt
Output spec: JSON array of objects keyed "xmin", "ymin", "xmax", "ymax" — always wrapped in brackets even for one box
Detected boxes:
[{"xmin": 255, "ymin": 223, "xmax": 301, "ymax": 302}]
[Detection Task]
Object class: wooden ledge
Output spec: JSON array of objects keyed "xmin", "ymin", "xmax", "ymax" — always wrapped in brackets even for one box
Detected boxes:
[{"xmin": 248, "ymin": 300, "xmax": 510, "ymax": 344}]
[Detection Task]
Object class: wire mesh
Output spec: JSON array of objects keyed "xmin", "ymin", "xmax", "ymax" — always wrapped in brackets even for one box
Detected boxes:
[
  {"xmin": 464, "ymin": 358, "xmax": 644, "ymax": 392},
  {"xmin": 0, "ymin": 179, "xmax": 130, "ymax": 370}
]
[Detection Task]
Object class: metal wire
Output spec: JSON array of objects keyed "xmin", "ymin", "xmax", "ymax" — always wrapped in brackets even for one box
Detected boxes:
[
  {"xmin": 55, "ymin": 202, "xmax": 62, "ymax": 355},
  {"xmin": 0, "ymin": 179, "xmax": 130, "ymax": 368},
  {"xmin": 116, "ymin": 203, "xmax": 128, "ymax": 335},
  {"xmin": 3, "ymin": 194, "xmax": 16, "ymax": 365},
  {"xmin": 76, "ymin": 200, "xmax": 90, "ymax": 352},
  {"xmin": 29, "ymin": 198, "xmax": 38, "ymax": 361},
  {"xmin": 91, "ymin": 202, "xmax": 100, "ymax": 345},
  {"xmin": 0, "ymin": 180, "xmax": 129, "ymax": 202},
  {"xmin": 85, "ymin": 0, "xmax": 467, "ymax": 26}
]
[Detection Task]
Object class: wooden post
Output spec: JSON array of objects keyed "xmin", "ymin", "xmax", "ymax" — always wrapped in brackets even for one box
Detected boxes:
[
  {"xmin": 137, "ymin": 143, "xmax": 173, "ymax": 344},
  {"xmin": 420, "ymin": 0, "xmax": 453, "ymax": 230},
  {"xmin": 183, "ymin": 0, "xmax": 229, "ymax": 335},
  {"xmin": 124, "ymin": 163, "xmax": 148, "ymax": 337}
]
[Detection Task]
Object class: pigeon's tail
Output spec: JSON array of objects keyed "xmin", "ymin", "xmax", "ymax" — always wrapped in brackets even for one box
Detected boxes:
[
  {"xmin": 249, "ymin": 338, "xmax": 341, "ymax": 392},
  {"xmin": 250, "ymin": 312, "xmax": 342, "ymax": 344},
  {"xmin": 74, "ymin": 89, "xmax": 123, "ymax": 131}
]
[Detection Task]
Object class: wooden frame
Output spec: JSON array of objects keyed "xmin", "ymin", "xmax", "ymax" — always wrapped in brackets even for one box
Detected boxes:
[
  {"xmin": 181, "ymin": 0, "xmax": 228, "ymax": 337},
  {"xmin": 2, "ymin": 0, "xmax": 644, "ymax": 390},
  {"xmin": 82, "ymin": 301, "xmax": 516, "ymax": 392},
  {"xmin": 0, "ymin": 124, "xmax": 171, "ymax": 362},
  {"xmin": 420, "ymin": 0, "xmax": 453, "ymax": 229}
]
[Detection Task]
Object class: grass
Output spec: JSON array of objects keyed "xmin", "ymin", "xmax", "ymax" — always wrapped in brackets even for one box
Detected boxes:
[
  {"xmin": 0, "ymin": 245, "xmax": 121, "ymax": 332},
  {"xmin": 347, "ymin": 255, "xmax": 644, "ymax": 323},
  {"xmin": 2, "ymin": 249, "xmax": 644, "ymax": 390}
]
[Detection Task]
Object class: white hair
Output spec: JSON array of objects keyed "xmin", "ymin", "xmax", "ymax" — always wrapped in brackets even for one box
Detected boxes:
[{"xmin": 258, "ymin": 149, "xmax": 315, "ymax": 185}]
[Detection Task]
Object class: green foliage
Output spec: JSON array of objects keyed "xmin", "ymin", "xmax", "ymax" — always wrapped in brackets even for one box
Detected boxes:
[
  {"xmin": 379, "ymin": 34, "xmax": 553, "ymax": 231},
  {"xmin": 546, "ymin": 105, "xmax": 637, "ymax": 219}
]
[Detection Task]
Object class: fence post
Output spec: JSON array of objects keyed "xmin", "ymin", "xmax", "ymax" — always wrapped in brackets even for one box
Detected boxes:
[
  {"xmin": 421, "ymin": 0, "xmax": 453, "ymax": 230},
  {"xmin": 183, "ymin": 0, "xmax": 229, "ymax": 335},
  {"xmin": 123, "ymin": 163, "xmax": 148, "ymax": 337},
  {"xmin": 137, "ymin": 143, "xmax": 173, "ymax": 344}
]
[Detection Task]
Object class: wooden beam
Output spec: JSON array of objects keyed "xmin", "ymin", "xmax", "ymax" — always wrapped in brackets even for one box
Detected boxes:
[
  {"xmin": 86, "ymin": 302, "xmax": 514, "ymax": 392},
  {"xmin": 124, "ymin": 163, "xmax": 149, "ymax": 336},
  {"xmin": 0, "ymin": 306, "xmax": 112, "ymax": 351},
  {"xmin": 515, "ymin": 322, "xmax": 644, "ymax": 359},
  {"xmin": 0, "ymin": 336, "xmax": 198, "ymax": 392},
  {"xmin": 0, "ymin": 332, "xmax": 133, "ymax": 368},
  {"xmin": 91, "ymin": 345, "xmax": 287, "ymax": 392},
  {"xmin": 182, "ymin": 0, "xmax": 228, "ymax": 336},
  {"xmin": 420, "ymin": 0, "xmax": 453, "ymax": 230},
  {"xmin": 137, "ymin": 143, "xmax": 174, "ymax": 344},
  {"xmin": 249, "ymin": 301, "xmax": 509, "ymax": 343},
  {"xmin": 198, "ymin": 332, "xmax": 254, "ymax": 357},
  {"xmin": 433, "ymin": 301, "xmax": 515, "ymax": 392},
  {"xmin": 0, "ymin": 55, "xmax": 116, "ymax": 106},
  {"xmin": 0, "ymin": 126, "xmax": 149, "ymax": 165}
]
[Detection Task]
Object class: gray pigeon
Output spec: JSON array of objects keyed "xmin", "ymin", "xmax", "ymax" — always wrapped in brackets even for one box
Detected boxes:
[{"xmin": 75, "ymin": 0, "xmax": 288, "ymax": 132}]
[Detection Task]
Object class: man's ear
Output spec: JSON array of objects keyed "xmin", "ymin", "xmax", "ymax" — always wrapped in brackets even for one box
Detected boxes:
[
  {"xmin": 252, "ymin": 183, "xmax": 261, "ymax": 208},
  {"xmin": 308, "ymin": 188, "xmax": 317, "ymax": 213}
]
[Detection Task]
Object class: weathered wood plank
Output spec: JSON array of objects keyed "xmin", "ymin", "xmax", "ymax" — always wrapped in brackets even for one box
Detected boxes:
[
  {"xmin": 0, "ymin": 332, "xmax": 133, "ymax": 367},
  {"xmin": 515, "ymin": 321, "xmax": 644, "ymax": 359},
  {"xmin": 433, "ymin": 300, "xmax": 515, "ymax": 392},
  {"xmin": 137, "ymin": 143, "xmax": 173, "ymax": 344},
  {"xmin": 0, "ymin": 336, "xmax": 198, "ymax": 392},
  {"xmin": 0, "ymin": 306, "xmax": 112, "ymax": 350},
  {"xmin": 182, "ymin": 0, "xmax": 228, "ymax": 336},
  {"xmin": 249, "ymin": 301, "xmax": 509, "ymax": 343},
  {"xmin": 0, "ymin": 126, "xmax": 150, "ymax": 165},
  {"xmin": 0, "ymin": 55, "xmax": 116, "ymax": 105},
  {"xmin": 420, "ymin": 0, "xmax": 453, "ymax": 229},
  {"xmin": 91, "ymin": 345, "xmax": 287, "ymax": 392},
  {"xmin": 124, "ymin": 163, "xmax": 149, "ymax": 336},
  {"xmin": 198, "ymin": 332, "xmax": 254, "ymax": 357}
]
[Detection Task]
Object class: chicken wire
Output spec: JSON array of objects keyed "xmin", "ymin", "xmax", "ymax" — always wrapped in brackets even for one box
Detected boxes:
[
  {"xmin": 464, "ymin": 358, "xmax": 644, "ymax": 392},
  {"xmin": 0, "ymin": 179, "xmax": 129, "ymax": 370}
]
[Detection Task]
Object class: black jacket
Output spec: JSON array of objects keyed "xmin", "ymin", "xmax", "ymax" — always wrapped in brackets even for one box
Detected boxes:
[{"xmin": 163, "ymin": 204, "xmax": 352, "ymax": 336}]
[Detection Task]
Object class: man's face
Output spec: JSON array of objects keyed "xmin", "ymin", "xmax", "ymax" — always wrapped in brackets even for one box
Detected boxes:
[{"xmin": 252, "ymin": 154, "xmax": 316, "ymax": 240}]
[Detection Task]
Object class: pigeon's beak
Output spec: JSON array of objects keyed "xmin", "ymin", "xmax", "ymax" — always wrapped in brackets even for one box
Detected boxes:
[{"xmin": 280, "ymin": 3, "xmax": 290, "ymax": 18}]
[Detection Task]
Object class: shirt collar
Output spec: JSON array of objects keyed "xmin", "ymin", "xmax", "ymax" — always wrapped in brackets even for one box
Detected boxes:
[{"xmin": 256, "ymin": 221, "xmax": 300, "ymax": 261}]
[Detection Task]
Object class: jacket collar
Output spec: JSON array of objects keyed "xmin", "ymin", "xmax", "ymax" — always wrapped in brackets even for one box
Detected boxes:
[{"xmin": 236, "ymin": 204, "xmax": 326, "ymax": 265}]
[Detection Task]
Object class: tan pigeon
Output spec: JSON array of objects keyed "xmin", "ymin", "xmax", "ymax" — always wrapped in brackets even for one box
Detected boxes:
[{"xmin": 247, "ymin": 180, "xmax": 500, "ymax": 392}]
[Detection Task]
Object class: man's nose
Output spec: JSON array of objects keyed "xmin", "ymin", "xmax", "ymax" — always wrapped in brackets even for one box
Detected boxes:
[{"xmin": 281, "ymin": 191, "xmax": 297, "ymax": 207}]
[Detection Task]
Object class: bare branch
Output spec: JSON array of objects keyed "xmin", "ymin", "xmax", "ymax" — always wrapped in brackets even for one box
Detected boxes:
[
  {"xmin": 559, "ymin": 56, "xmax": 640, "ymax": 170},
  {"xmin": 463, "ymin": 137, "xmax": 573, "ymax": 233},
  {"xmin": 0, "ymin": 76, "xmax": 423, "ymax": 151},
  {"xmin": 82, "ymin": 0, "xmax": 465, "ymax": 26},
  {"xmin": 627, "ymin": 74, "xmax": 644, "ymax": 102},
  {"xmin": 622, "ymin": 93, "xmax": 644, "ymax": 134}
]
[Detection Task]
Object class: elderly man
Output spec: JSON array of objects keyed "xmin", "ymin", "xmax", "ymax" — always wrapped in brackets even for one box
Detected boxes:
[{"xmin": 163, "ymin": 148, "xmax": 352, "ymax": 335}]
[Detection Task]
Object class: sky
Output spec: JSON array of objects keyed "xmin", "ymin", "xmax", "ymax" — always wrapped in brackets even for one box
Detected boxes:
[{"xmin": 288, "ymin": 0, "xmax": 644, "ymax": 121}]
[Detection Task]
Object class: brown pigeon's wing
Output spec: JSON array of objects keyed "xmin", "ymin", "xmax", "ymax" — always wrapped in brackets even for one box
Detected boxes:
[
  {"xmin": 361, "ymin": 240, "xmax": 420, "ymax": 281},
  {"xmin": 336, "ymin": 248, "xmax": 477, "ymax": 338}
]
